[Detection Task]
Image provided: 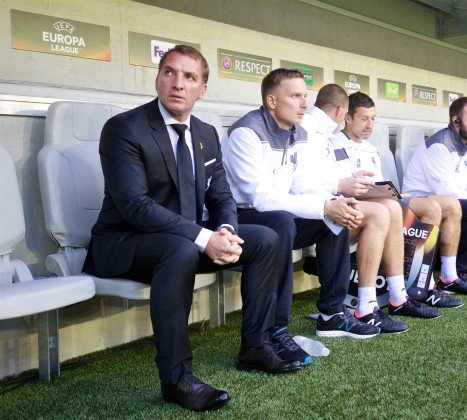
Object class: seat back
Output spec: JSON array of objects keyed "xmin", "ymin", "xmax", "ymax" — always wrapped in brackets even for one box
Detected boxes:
[
  {"xmin": 193, "ymin": 111, "xmax": 224, "ymax": 138},
  {"xmin": 38, "ymin": 101, "xmax": 225, "ymax": 249},
  {"xmin": 0, "ymin": 147, "xmax": 26, "ymax": 284},
  {"xmin": 38, "ymin": 102, "xmax": 124, "ymax": 247},
  {"xmin": 367, "ymin": 123, "xmax": 400, "ymax": 190},
  {"xmin": 395, "ymin": 126, "xmax": 425, "ymax": 187}
]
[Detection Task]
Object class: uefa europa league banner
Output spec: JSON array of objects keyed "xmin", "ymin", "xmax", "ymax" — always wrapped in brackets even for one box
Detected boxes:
[
  {"xmin": 345, "ymin": 202, "xmax": 439, "ymax": 308},
  {"xmin": 11, "ymin": 10, "xmax": 110, "ymax": 61}
]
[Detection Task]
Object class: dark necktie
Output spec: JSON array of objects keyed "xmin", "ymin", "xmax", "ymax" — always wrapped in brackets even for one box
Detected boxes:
[{"xmin": 171, "ymin": 123, "xmax": 197, "ymax": 222}]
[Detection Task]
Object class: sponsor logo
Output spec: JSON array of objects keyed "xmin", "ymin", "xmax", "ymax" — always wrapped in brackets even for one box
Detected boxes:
[
  {"xmin": 449, "ymin": 93, "xmax": 459, "ymax": 105},
  {"xmin": 151, "ymin": 40, "xmax": 176, "ymax": 65},
  {"xmin": 42, "ymin": 20, "xmax": 85, "ymax": 54},
  {"xmin": 351, "ymin": 269, "xmax": 387, "ymax": 290},
  {"xmin": 385, "ymin": 82, "xmax": 400, "ymax": 99},
  {"xmin": 425, "ymin": 294, "xmax": 441, "ymax": 305},
  {"xmin": 222, "ymin": 56, "xmax": 232, "ymax": 71},
  {"xmin": 420, "ymin": 90, "xmax": 436, "ymax": 100},
  {"xmin": 367, "ymin": 319, "xmax": 382, "ymax": 327},
  {"xmin": 344, "ymin": 75, "xmax": 361, "ymax": 92},
  {"xmin": 219, "ymin": 49, "xmax": 272, "ymax": 82},
  {"xmin": 295, "ymin": 66, "xmax": 314, "ymax": 86},
  {"xmin": 303, "ymin": 70, "xmax": 313, "ymax": 84},
  {"xmin": 413, "ymin": 86, "xmax": 436, "ymax": 103}
]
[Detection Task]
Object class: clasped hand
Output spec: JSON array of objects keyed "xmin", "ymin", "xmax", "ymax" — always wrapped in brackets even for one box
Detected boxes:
[
  {"xmin": 324, "ymin": 197, "xmax": 364, "ymax": 230},
  {"xmin": 205, "ymin": 227, "xmax": 244, "ymax": 265}
]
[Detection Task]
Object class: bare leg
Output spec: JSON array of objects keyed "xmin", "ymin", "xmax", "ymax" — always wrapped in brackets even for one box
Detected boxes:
[
  {"xmin": 411, "ymin": 195, "xmax": 462, "ymax": 282},
  {"xmin": 366, "ymin": 198, "xmax": 406, "ymax": 305},
  {"xmin": 428, "ymin": 195, "xmax": 462, "ymax": 258},
  {"xmin": 369, "ymin": 198, "xmax": 404, "ymax": 276},
  {"xmin": 350, "ymin": 201, "xmax": 390, "ymax": 287}
]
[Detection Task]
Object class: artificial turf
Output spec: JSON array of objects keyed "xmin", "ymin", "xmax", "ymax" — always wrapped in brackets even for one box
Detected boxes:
[{"xmin": 1, "ymin": 288, "xmax": 466, "ymax": 419}]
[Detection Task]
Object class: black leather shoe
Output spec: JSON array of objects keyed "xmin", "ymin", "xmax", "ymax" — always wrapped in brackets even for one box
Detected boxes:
[
  {"xmin": 237, "ymin": 341, "xmax": 303, "ymax": 373},
  {"xmin": 161, "ymin": 372, "xmax": 230, "ymax": 412}
]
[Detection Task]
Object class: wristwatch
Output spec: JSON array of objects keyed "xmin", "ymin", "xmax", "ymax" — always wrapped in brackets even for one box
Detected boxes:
[{"xmin": 217, "ymin": 224, "xmax": 237, "ymax": 235}]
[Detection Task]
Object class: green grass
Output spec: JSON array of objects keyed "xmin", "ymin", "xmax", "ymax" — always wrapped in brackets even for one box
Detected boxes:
[{"xmin": 1, "ymin": 289, "xmax": 466, "ymax": 419}]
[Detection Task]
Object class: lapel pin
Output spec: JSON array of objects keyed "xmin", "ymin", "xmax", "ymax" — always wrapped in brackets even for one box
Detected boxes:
[{"xmin": 200, "ymin": 142, "xmax": 204, "ymax": 150}]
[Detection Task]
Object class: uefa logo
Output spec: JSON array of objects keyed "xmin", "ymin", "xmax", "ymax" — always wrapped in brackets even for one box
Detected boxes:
[
  {"xmin": 222, "ymin": 56, "xmax": 232, "ymax": 71},
  {"xmin": 52, "ymin": 21, "xmax": 75, "ymax": 34}
]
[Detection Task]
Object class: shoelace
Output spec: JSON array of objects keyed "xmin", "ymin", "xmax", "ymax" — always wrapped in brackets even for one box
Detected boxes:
[
  {"xmin": 406, "ymin": 298, "xmax": 421, "ymax": 308},
  {"xmin": 433, "ymin": 285, "xmax": 450, "ymax": 297},
  {"xmin": 181, "ymin": 373, "xmax": 202, "ymax": 388},
  {"xmin": 263, "ymin": 340, "xmax": 279, "ymax": 360},
  {"xmin": 341, "ymin": 307, "xmax": 361, "ymax": 329},
  {"xmin": 343, "ymin": 306, "xmax": 364, "ymax": 326},
  {"xmin": 274, "ymin": 332, "xmax": 300, "ymax": 351},
  {"xmin": 375, "ymin": 309, "xmax": 390, "ymax": 320}
]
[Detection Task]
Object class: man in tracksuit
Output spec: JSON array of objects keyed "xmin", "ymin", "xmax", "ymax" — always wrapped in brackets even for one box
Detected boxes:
[
  {"xmin": 222, "ymin": 69, "xmax": 381, "ymax": 366},
  {"xmin": 403, "ymin": 96, "xmax": 467, "ymax": 294}
]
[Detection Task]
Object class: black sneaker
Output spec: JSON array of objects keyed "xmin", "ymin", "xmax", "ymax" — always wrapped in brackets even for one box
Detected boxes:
[
  {"xmin": 438, "ymin": 276, "xmax": 467, "ymax": 295},
  {"xmin": 355, "ymin": 307, "xmax": 409, "ymax": 334},
  {"xmin": 423, "ymin": 286, "xmax": 464, "ymax": 308},
  {"xmin": 316, "ymin": 306, "xmax": 380, "ymax": 339},
  {"xmin": 388, "ymin": 297, "xmax": 441, "ymax": 319},
  {"xmin": 271, "ymin": 327, "xmax": 313, "ymax": 366}
]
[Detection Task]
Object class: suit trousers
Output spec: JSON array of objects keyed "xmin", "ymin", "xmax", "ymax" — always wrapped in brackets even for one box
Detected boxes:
[
  {"xmin": 238, "ymin": 209, "xmax": 350, "ymax": 326},
  {"xmin": 122, "ymin": 224, "xmax": 279, "ymax": 385},
  {"xmin": 458, "ymin": 199, "xmax": 467, "ymax": 272}
]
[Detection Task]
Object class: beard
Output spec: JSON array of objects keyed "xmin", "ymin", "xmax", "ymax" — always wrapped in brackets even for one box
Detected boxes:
[{"xmin": 459, "ymin": 125, "xmax": 467, "ymax": 143}]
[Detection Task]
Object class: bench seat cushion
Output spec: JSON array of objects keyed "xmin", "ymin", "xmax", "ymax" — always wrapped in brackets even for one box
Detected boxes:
[{"xmin": 0, "ymin": 276, "xmax": 95, "ymax": 320}]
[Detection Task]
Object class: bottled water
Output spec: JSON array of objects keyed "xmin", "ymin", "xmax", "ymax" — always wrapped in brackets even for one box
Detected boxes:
[{"xmin": 293, "ymin": 335, "xmax": 330, "ymax": 357}]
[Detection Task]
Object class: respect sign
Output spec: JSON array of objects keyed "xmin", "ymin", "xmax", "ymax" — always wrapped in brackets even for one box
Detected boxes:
[{"xmin": 218, "ymin": 49, "xmax": 272, "ymax": 83}]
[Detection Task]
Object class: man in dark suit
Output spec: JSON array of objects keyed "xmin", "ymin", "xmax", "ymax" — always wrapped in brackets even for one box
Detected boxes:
[{"xmin": 84, "ymin": 45, "xmax": 301, "ymax": 413}]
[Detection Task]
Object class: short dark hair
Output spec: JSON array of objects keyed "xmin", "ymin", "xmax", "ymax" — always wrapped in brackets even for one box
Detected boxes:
[
  {"xmin": 348, "ymin": 92, "xmax": 375, "ymax": 117},
  {"xmin": 314, "ymin": 84, "xmax": 348, "ymax": 111},
  {"xmin": 261, "ymin": 68, "xmax": 304, "ymax": 107},
  {"xmin": 158, "ymin": 45, "xmax": 209, "ymax": 83},
  {"xmin": 449, "ymin": 96, "xmax": 467, "ymax": 121}
]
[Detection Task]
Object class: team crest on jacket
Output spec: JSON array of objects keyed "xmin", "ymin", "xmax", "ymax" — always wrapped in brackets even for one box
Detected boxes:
[{"xmin": 290, "ymin": 152, "xmax": 298, "ymax": 171}]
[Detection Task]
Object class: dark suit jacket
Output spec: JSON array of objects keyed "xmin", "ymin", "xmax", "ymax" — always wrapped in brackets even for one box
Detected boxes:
[{"xmin": 85, "ymin": 98, "xmax": 238, "ymax": 278}]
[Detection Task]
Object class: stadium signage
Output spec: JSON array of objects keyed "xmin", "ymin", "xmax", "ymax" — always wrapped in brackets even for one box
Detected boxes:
[
  {"xmin": 403, "ymin": 227, "xmax": 429, "ymax": 239},
  {"xmin": 128, "ymin": 32, "xmax": 200, "ymax": 68},
  {"xmin": 280, "ymin": 60, "xmax": 324, "ymax": 91},
  {"xmin": 217, "ymin": 49, "xmax": 272, "ymax": 83},
  {"xmin": 351, "ymin": 270, "xmax": 387, "ymax": 289},
  {"xmin": 442, "ymin": 90, "xmax": 463, "ymax": 108},
  {"xmin": 334, "ymin": 70, "xmax": 370, "ymax": 95},
  {"xmin": 11, "ymin": 10, "xmax": 110, "ymax": 61},
  {"xmin": 377, "ymin": 78, "xmax": 407, "ymax": 102},
  {"xmin": 412, "ymin": 85, "xmax": 437, "ymax": 106}
]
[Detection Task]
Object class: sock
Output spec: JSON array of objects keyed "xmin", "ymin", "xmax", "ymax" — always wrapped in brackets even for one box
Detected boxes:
[
  {"xmin": 441, "ymin": 256, "xmax": 458, "ymax": 282},
  {"xmin": 387, "ymin": 275, "xmax": 407, "ymax": 306},
  {"xmin": 357, "ymin": 287, "xmax": 377, "ymax": 316},
  {"xmin": 320, "ymin": 312, "xmax": 343, "ymax": 321},
  {"xmin": 428, "ymin": 274, "xmax": 436, "ymax": 290}
]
